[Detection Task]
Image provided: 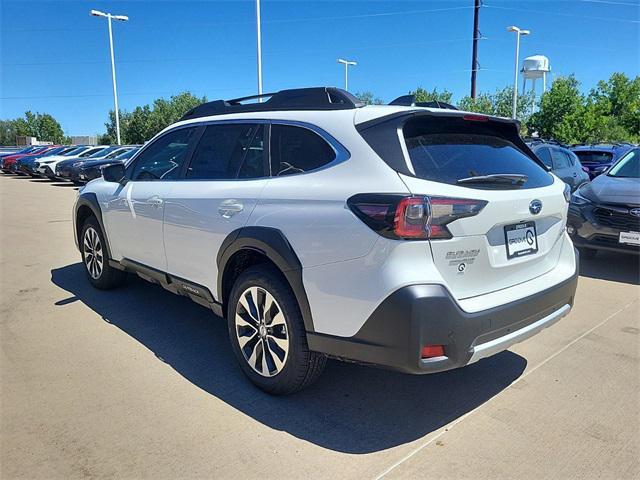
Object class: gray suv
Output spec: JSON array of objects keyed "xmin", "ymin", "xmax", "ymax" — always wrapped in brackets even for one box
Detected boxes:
[{"xmin": 528, "ymin": 140, "xmax": 590, "ymax": 191}]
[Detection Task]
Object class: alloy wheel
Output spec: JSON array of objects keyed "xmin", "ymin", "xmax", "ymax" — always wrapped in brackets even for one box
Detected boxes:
[
  {"xmin": 235, "ymin": 286, "xmax": 290, "ymax": 377},
  {"xmin": 83, "ymin": 227, "xmax": 103, "ymax": 280}
]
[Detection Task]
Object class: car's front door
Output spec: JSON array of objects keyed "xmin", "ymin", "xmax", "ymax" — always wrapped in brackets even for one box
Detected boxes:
[
  {"xmin": 163, "ymin": 122, "xmax": 268, "ymax": 298},
  {"xmin": 103, "ymin": 126, "xmax": 199, "ymax": 270}
]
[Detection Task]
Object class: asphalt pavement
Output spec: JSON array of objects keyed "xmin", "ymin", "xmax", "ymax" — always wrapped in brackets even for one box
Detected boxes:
[{"xmin": 1, "ymin": 174, "xmax": 638, "ymax": 479}]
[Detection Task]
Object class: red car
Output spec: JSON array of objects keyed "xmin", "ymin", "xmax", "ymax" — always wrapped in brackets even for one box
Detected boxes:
[{"xmin": 1, "ymin": 146, "xmax": 57, "ymax": 174}]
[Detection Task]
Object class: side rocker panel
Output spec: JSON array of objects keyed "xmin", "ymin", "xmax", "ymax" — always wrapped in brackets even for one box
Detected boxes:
[{"xmin": 217, "ymin": 226, "xmax": 315, "ymax": 333}]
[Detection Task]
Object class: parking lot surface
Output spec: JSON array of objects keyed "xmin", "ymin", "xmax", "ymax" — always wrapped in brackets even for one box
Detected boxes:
[{"xmin": 1, "ymin": 174, "xmax": 639, "ymax": 479}]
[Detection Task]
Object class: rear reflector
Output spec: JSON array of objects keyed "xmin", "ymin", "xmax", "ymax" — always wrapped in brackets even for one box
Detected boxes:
[{"xmin": 421, "ymin": 345, "xmax": 445, "ymax": 358}]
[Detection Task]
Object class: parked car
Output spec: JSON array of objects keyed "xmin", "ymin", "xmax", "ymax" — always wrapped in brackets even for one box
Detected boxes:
[
  {"xmin": 36, "ymin": 145, "xmax": 109, "ymax": 178},
  {"xmin": 528, "ymin": 140, "xmax": 590, "ymax": 191},
  {"xmin": 0, "ymin": 145, "xmax": 38, "ymax": 159},
  {"xmin": 568, "ymin": 147, "xmax": 640, "ymax": 257},
  {"xmin": 18, "ymin": 146, "xmax": 77, "ymax": 177},
  {"xmin": 571, "ymin": 143, "xmax": 634, "ymax": 179},
  {"xmin": 1, "ymin": 146, "xmax": 54, "ymax": 174},
  {"xmin": 73, "ymin": 87, "xmax": 578, "ymax": 394},
  {"xmin": 58, "ymin": 147, "xmax": 139, "ymax": 184}
]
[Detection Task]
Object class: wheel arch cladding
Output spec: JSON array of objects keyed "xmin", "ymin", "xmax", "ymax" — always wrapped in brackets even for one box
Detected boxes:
[
  {"xmin": 217, "ymin": 226, "xmax": 315, "ymax": 333},
  {"xmin": 75, "ymin": 192, "xmax": 112, "ymax": 257}
]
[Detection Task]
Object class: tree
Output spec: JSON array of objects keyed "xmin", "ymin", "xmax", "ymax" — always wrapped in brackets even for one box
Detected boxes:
[
  {"xmin": 457, "ymin": 86, "xmax": 534, "ymax": 120},
  {"xmin": 410, "ymin": 87, "xmax": 453, "ymax": 104},
  {"xmin": 528, "ymin": 73, "xmax": 640, "ymax": 143},
  {"xmin": 0, "ymin": 111, "xmax": 67, "ymax": 144},
  {"xmin": 527, "ymin": 76, "xmax": 586, "ymax": 143},
  {"xmin": 102, "ymin": 92, "xmax": 206, "ymax": 144},
  {"xmin": 355, "ymin": 91, "xmax": 384, "ymax": 105}
]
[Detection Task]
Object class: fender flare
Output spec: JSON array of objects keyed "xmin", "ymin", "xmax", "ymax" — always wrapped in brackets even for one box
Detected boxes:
[
  {"xmin": 217, "ymin": 226, "xmax": 315, "ymax": 332},
  {"xmin": 75, "ymin": 192, "xmax": 113, "ymax": 258}
]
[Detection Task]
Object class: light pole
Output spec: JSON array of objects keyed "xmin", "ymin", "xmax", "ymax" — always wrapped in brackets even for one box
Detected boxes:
[
  {"xmin": 337, "ymin": 58, "xmax": 357, "ymax": 91},
  {"xmin": 91, "ymin": 9, "xmax": 129, "ymax": 145},
  {"xmin": 507, "ymin": 25, "xmax": 529, "ymax": 119},
  {"xmin": 255, "ymin": 0, "xmax": 263, "ymax": 100}
]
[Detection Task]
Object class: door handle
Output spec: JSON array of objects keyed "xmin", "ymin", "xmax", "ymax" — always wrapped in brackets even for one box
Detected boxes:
[
  {"xmin": 147, "ymin": 196, "xmax": 164, "ymax": 207},
  {"xmin": 218, "ymin": 200, "xmax": 244, "ymax": 218}
]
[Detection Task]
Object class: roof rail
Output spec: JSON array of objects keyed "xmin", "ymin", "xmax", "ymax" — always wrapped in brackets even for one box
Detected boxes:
[
  {"xmin": 388, "ymin": 94, "xmax": 458, "ymax": 110},
  {"xmin": 179, "ymin": 87, "xmax": 364, "ymax": 121}
]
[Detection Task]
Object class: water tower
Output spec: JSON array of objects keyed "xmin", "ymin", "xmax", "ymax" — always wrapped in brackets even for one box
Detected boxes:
[{"xmin": 521, "ymin": 55, "xmax": 550, "ymax": 111}]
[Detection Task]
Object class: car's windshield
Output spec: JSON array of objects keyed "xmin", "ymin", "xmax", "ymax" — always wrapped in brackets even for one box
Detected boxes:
[
  {"xmin": 104, "ymin": 148, "xmax": 130, "ymax": 159},
  {"xmin": 88, "ymin": 146, "xmax": 118, "ymax": 158},
  {"xmin": 114, "ymin": 149, "xmax": 137, "ymax": 160},
  {"xmin": 607, "ymin": 149, "xmax": 640, "ymax": 178},
  {"xmin": 64, "ymin": 147, "xmax": 87, "ymax": 156},
  {"xmin": 574, "ymin": 151, "xmax": 613, "ymax": 164}
]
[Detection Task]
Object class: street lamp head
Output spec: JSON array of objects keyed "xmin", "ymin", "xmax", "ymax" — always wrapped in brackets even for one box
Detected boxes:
[
  {"xmin": 112, "ymin": 15, "xmax": 129, "ymax": 21},
  {"xmin": 507, "ymin": 25, "xmax": 520, "ymax": 32},
  {"xmin": 90, "ymin": 9, "xmax": 107, "ymax": 17},
  {"xmin": 520, "ymin": 29, "xmax": 531, "ymax": 36}
]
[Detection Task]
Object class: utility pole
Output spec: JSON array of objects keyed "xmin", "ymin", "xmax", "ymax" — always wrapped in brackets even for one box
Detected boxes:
[
  {"xmin": 470, "ymin": 0, "xmax": 481, "ymax": 99},
  {"xmin": 256, "ymin": 0, "xmax": 263, "ymax": 101}
]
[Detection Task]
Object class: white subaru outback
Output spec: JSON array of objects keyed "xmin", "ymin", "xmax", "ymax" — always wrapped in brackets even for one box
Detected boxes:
[{"xmin": 73, "ymin": 87, "xmax": 578, "ymax": 394}]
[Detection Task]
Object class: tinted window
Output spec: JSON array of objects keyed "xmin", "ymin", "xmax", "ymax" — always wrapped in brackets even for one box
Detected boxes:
[
  {"xmin": 551, "ymin": 148, "xmax": 571, "ymax": 169},
  {"xmin": 536, "ymin": 147, "xmax": 553, "ymax": 168},
  {"xmin": 238, "ymin": 126, "xmax": 266, "ymax": 179},
  {"xmin": 186, "ymin": 124, "xmax": 259, "ymax": 180},
  {"xmin": 573, "ymin": 151, "xmax": 613, "ymax": 164},
  {"xmin": 403, "ymin": 119, "xmax": 552, "ymax": 189},
  {"xmin": 131, "ymin": 127, "xmax": 197, "ymax": 181},
  {"xmin": 270, "ymin": 124, "xmax": 335, "ymax": 176}
]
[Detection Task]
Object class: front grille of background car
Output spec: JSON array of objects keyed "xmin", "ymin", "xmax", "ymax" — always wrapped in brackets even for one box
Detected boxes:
[{"xmin": 593, "ymin": 207, "xmax": 640, "ymax": 231}]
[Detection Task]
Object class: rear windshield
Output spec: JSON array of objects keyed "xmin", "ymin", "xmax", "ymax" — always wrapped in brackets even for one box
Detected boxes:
[
  {"xmin": 573, "ymin": 151, "xmax": 613, "ymax": 164},
  {"xmin": 403, "ymin": 120, "xmax": 553, "ymax": 189}
]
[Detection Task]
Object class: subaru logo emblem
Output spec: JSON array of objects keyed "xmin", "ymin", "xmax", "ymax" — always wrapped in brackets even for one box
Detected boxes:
[
  {"xmin": 631, "ymin": 208, "xmax": 640, "ymax": 217},
  {"xmin": 529, "ymin": 200, "xmax": 543, "ymax": 215}
]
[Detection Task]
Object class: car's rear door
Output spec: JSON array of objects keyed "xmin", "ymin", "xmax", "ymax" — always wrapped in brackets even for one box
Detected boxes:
[{"xmin": 162, "ymin": 122, "xmax": 268, "ymax": 298}]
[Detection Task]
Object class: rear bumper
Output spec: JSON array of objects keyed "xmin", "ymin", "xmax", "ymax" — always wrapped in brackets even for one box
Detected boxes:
[{"xmin": 308, "ymin": 250, "xmax": 578, "ymax": 374}]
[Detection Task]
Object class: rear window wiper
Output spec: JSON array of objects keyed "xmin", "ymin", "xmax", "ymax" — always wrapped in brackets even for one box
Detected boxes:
[{"xmin": 456, "ymin": 174, "xmax": 528, "ymax": 186}]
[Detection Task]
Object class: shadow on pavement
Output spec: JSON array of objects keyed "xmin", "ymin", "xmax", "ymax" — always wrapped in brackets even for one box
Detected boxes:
[
  {"xmin": 579, "ymin": 251, "xmax": 639, "ymax": 285},
  {"xmin": 51, "ymin": 262, "xmax": 526, "ymax": 454}
]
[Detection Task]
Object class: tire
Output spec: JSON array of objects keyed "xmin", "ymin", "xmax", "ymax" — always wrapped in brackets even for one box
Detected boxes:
[
  {"xmin": 578, "ymin": 247, "xmax": 597, "ymax": 259},
  {"xmin": 227, "ymin": 265, "xmax": 326, "ymax": 395},
  {"xmin": 80, "ymin": 216, "xmax": 127, "ymax": 290}
]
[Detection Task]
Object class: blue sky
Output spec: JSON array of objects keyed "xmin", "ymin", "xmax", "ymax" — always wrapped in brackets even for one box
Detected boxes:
[{"xmin": 1, "ymin": 0, "xmax": 638, "ymax": 135}]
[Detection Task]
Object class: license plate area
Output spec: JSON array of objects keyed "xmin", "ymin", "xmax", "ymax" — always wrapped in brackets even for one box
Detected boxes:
[
  {"xmin": 619, "ymin": 231, "xmax": 640, "ymax": 245},
  {"xmin": 504, "ymin": 221, "xmax": 538, "ymax": 259}
]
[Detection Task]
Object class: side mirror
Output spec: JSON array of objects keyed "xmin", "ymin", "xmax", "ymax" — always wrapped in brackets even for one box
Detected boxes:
[{"xmin": 102, "ymin": 162, "xmax": 126, "ymax": 184}]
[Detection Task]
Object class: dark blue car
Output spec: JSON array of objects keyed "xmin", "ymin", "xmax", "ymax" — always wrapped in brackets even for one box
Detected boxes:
[{"xmin": 571, "ymin": 143, "xmax": 634, "ymax": 179}]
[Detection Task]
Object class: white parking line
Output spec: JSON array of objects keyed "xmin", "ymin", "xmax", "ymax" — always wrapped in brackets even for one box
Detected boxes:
[{"xmin": 375, "ymin": 299, "xmax": 638, "ymax": 480}]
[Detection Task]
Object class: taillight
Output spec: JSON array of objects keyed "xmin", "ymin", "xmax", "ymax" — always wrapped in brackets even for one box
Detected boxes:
[{"xmin": 347, "ymin": 194, "xmax": 487, "ymax": 240}]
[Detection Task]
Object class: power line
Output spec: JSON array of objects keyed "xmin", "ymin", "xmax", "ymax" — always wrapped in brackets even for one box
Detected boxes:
[
  {"xmin": 2, "ymin": 37, "xmax": 479, "ymax": 67},
  {"xmin": 580, "ymin": 0, "xmax": 640, "ymax": 6},
  {"xmin": 3, "ymin": 5, "xmax": 475, "ymax": 33},
  {"xmin": 485, "ymin": 3, "xmax": 640, "ymax": 23}
]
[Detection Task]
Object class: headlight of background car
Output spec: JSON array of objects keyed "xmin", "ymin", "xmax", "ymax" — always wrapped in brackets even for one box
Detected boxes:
[
  {"xmin": 72, "ymin": 162, "xmax": 84, "ymax": 168},
  {"xmin": 571, "ymin": 188, "xmax": 591, "ymax": 206},
  {"xmin": 563, "ymin": 183, "xmax": 571, "ymax": 203}
]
